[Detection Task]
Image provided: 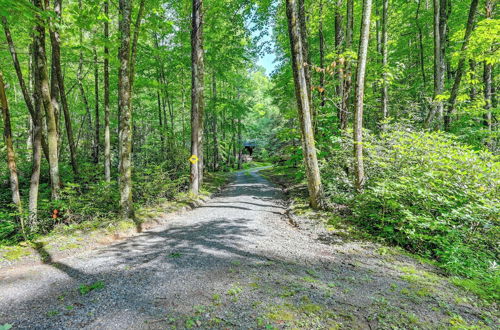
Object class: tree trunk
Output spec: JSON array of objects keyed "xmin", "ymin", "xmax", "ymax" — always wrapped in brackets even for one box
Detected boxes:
[
  {"xmin": 30, "ymin": 40, "xmax": 43, "ymax": 230},
  {"xmin": 50, "ymin": 0, "xmax": 78, "ymax": 177},
  {"xmin": 318, "ymin": 0, "xmax": 325, "ymax": 109},
  {"xmin": 286, "ymin": 0, "xmax": 324, "ymax": 209},
  {"xmin": 129, "ymin": 0, "xmax": 146, "ymax": 94},
  {"xmin": 77, "ymin": 5, "xmax": 92, "ymax": 147},
  {"xmin": 416, "ymin": 0, "xmax": 427, "ymax": 85},
  {"xmin": 93, "ymin": 48, "xmax": 100, "ymax": 163},
  {"xmin": 190, "ymin": 0, "xmax": 205, "ymax": 194},
  {"xmin": 298, "ymin": 0, "xmax": 313, "ymax": 125},
  {"xmin": 353, "ymin": 0, "xmax": 373, "ymax": 192},
  {"xmin": 443, "ymin": 0, "xmax": 479, "ymax": 130},
  {"xmin": 34, "ymin": 0, "xmax": 60, "ymax": 200},
  {"xmin": 380, "ymin": 0, "xmax": 389, "ymax": 124},
  {"xmin": 104, "ymin": 0, "xmax": 111, "ymax": 182},
  {"xmin": 340, "ymin": 0, "xmax": 354, "ymax": 130},
  {"xmin": 483, "ymin": 0, "xmax": 494, "ymax": 146},
  {"xmin": 0, "ymin": 71, "xmax": 25, "ymax": 235},
  {"xmin": 1, "ymin": 17, "xmax": 35, "ymax": 119},
  {"xmin": 425, "ymin": 0, "xmax": 445, "ymax": 128},
  {"xmin": 237, "ymin": 118, "xmax": 242, "ymax": 170},
  {"xmin": 118, "ymin": 0, "xmax": 134, "ymax": 219},
  {"xmin": 212, "ymin": 72, "xmax": 219, "ymax": 171},
  {"xmin": 334, "ymin": 0, "xmax": 343, "ymax": 126},
  {"xmin": 49, "ymin": 42, "xmax": 61, "ymax": 148}
]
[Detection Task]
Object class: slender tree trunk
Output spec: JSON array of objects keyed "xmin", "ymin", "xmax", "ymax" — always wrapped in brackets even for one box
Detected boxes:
[
  {"xmin": 443, "ymin": 0, "xmax": 479, "ymax": 130},
  {"xmin": 298, "ymin": 0, "xmax": 312, "ymax": 121},
  {"xmin": 49, "ymin": 0, "xmax": 78, "ymax": 177},
  {"xmin": 318, "ymin": 0, "xmax": 325, "ymax": 109},
  {"xmin": 50, "ymin": 43, "xmax": 61, "ymax": 147},
  {"xmin": 236, "ymin": 118, "xmax": 242, "ymax": 170},
  {"xmin": 334, "ymin": 0, "xmax": 343, "ymax": 125},
  {"xmin": 469, "ymin": 60, "xmax": 477, "ymax": 100},
  {"xmin": 118, "ymin": 0, "xmax": 134, "ymax": 219},
  {"xmin": 212, "ymin": 72, "xmax": 219, "ymax": 171},
  {"xmin": 353, "ymin": 0, "xmax": 373, "ymax": 192},
  {"xmin": 77, "ymin": 8, "xmax": 92, "ymax": 145},
  {"xmin": 190, "ymin": 0, "xmax": 205, "ymax": 194},
  {"xmin": 286, "ymin": 0, "xmax": 324, "ymax": 209},
  {"xmin": 104, "ymin": 0, "xmax": 111, "ymax": 182},
  {"xmin": 483, "ymin": 0, "xmax": 494, "ymax": 146},
  {"xmin": 2, "ymin": 17, "xmax": 50, "ymax": 168},
  {"xmin": 129, "ymin": 0, "xmax": 146, "ymax": 94},
  {"xmin": 0, "ymin": 71, "xmax": 25, "ymax": 236},
  {"xmin": 30, "ymin": 41, "xmax": 43, "ymax": 230},
  {"xmin": 380, "ymin": 0, "xmax": 389, "ymax": 124},
  {"xmin": 2, "ymin": 17, "xmax": 35, "ymax": 118},
  {"xmin": 156, "ymin": 75, "xmax": 165, "ymax": 151},
  {"xmin": 415, "ymin": 0, "xmax": 427, "ymax": 85},
  {"xmin": 425, "ymin": 0, "xmax": 444, "ymax": 127},
  {"xmin": 93, "ymin": 48, "xmax": 100, "ymax": 163},
  {"xmin": 34, "ymin": 0, "xmax": 60, "ymax": 200},
  {"xmin": 340, "ymin": 0, "xmax": 354, "ymax": 130}
]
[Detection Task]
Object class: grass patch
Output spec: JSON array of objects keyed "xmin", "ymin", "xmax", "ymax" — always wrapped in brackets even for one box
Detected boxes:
[
  {"xmin": 226, "ymin": 285, "xmax": 243, "ymax": 296},
  {"xmin": 301, "ymin": 276, "xmax": 318, "ymax": 283},
  {"xmin": 451, "ymin": 277, "xmax": 499, "ymax": 303},
  {"xmin": 1, "ymin": 246, "xmax": 31, "ymax": 260},
  {"xmin": 58, "ymin": 243, "xmax": 82, "ymax": 251},
  {"xmin": 78, "ymin": 281, "xmax": 105, "ymax": 295}
]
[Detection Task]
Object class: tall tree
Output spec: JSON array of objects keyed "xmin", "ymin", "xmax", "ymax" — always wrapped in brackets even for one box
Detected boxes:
[
  {"xmin": 483, "ymin": 0, "xmax": 494, "ymax": 140},
  {"xmin": 103, "ymin": 0, "xmax": 111, "ymax": 182},
  {"xmin": 353, "ymin": 0, "xmax": 373, "ymax": 191},
  {"xmin": 118, "ymin": 0, "xmax": 134, "ymax": 219},
  {"xmin": 443, "ymin": 0, "xmax": 479, "ymax": 130},
  {"xmin": 34, "ymin": 0, "xmax": 60, "ymax": 200},
  {"xmin": 49, "ymin": 0, "xmax": 78, "ymax": 177},
  {"xmin": 0, "ymin": 70, "xmax": 24, "ymax": 234},
  {"xmin": 2, "ymin": 16, "xmax": 42, "ymax": 228},
  {"xmin": 340, "ymin": 0, "xmax": 354, "ymax": 130},
  {"xmin": 77, "ymin": 2, "xmax": 92, "ymax": 147},
  {"xmin": 286, "ymin": 0, "xmax": 324, "ymax": 209},
  {"xmin": 425, "ymin": 0, "xmax": 445, "ymax": 127},
  {"xmin": 380, "ymin": 0, "xmax": 389, "ymax": 124},
  {"xmin": 415, "ymin": 0, "xmax": 427, "ymax": 85},
  {"xmin": 334, "ymin": 0, "xmax": 343, "ymax": 118},
  {"xmin": 129, "ymin": 0, "xmax": 146, "ymax": 93},
  {"xmin": 318, "ymin": 0, "xmax": 325, "ymax": 109},
  {"xmin": 2, "ymin": 17, "xmax": 35, "ymax": 119},
  {"xmin": 190, "ymin": 0, "xmax": 205, "ymax": 194},
  {"xmin": 30, "ymin": 41, "xmax": 44, "ymax": 230},
  {"xmin": 93, "ymin": 48, "xmax": 100, "ymax": 164}
]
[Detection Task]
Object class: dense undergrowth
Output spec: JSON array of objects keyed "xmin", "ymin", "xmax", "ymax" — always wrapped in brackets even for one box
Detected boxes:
[
  {"xmin": 0, "ymin": 160, "xmax": 230, "ymax": 247},
  {"xmin": 268, "ymin": 125, "xmax": 499, "ymax": 302}
]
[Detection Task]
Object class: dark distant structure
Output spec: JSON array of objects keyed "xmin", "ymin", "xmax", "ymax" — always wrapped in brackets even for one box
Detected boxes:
[{"xmin": 243, "ymin": 140, "xmax": 256, "ymax": 156}]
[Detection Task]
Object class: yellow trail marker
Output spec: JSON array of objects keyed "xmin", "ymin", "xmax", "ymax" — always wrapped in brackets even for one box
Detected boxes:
[{"xmin": 189, "ymin": 155, "xmax": 199, "ymax": 164}]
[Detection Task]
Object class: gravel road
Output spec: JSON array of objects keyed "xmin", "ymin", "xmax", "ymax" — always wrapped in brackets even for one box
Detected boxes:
[{"xmin": 0, "ymin": 168, "xmax": 496, "ymax": 329}]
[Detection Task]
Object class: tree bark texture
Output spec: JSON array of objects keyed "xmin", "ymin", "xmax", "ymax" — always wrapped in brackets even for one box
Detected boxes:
[
  {"xmin": 286, "ymin": 0, "xmax": 324, "ymax": 209},
  {"xmin": 190, "ymin": 0, "xmax": 205, "ymax": 194},
  {"xmin": 353, "ymin": 0, "xmax": 373, "ymax": 192}
]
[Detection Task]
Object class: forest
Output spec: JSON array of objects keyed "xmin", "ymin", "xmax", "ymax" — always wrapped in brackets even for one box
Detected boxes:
[{"xmin": 0, "ymin": 0, "xmax": 498, "ymax": 325}]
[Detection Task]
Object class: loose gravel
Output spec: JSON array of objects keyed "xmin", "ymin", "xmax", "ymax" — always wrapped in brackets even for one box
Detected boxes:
[{"xmin": 0, "ymin": 168, "xmax": 497, "ymax": 329}]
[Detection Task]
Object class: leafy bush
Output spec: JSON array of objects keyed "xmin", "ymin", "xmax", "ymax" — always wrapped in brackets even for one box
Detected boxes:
[
  {"xmin": 0, "ymin": 160, "xmax": 190, "ymax": 245},
  {"xmin": 318, "ymin": 125, "xmax": 499, "ymax": 300}
]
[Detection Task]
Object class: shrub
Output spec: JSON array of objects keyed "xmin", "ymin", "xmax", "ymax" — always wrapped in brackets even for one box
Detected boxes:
[{"xmin": 350, "ymin": 127, "xmax": 499, "ymax": 284}]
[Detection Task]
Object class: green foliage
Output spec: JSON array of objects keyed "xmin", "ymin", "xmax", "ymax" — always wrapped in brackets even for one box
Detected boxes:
[
  {"xmin": 78, "ymin": 281, "xmax": 105, "ymax": 295},
  {"xmin": 355, "ymin": 129, "xmax": 497, "ymax": 259},
  {"xmin": 452, "ymin": 276, "xmax": 499, "ymax": 302},
  {"xmin": 333, "ymin": 127, "xmax": 499, "ymax": 300}
]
